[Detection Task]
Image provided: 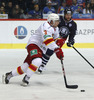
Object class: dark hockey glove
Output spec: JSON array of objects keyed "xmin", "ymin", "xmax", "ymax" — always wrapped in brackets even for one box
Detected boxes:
[{"xmin": 67, "ymin": 40, "xmax": 75, "ymax": 47}]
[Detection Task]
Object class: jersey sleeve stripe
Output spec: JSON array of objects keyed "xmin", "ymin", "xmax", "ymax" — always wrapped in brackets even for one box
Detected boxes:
[
  {"xmin": 54, "ymin": 38, "xmax": 60, "ymax": 41},
  {"xmin": 43, "ymin": 38, "xmax": 54, "ymax": 46}
]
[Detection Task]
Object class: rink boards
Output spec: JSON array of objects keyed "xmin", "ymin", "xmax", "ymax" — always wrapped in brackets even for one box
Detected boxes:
[{"xmin": 0, "ymin": 19, "xmax": 94, "ymax": 49}]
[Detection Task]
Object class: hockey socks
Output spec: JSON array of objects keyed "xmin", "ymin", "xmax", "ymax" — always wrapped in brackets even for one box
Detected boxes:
[
  {"xmin": 38, "ymin": 53, "xmax": 50, "ymax": 73},
  {"xmin": 38, "ymin": 48, "xmax": 54, "ymax": 73},
  {"xmin": 12, "ymin": 63, "xmax": 29, "ymax": 76}
]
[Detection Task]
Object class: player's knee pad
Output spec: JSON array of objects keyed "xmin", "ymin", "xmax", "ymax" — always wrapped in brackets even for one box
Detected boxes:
[
  {"xmin": 21, "ymin": 62, "xmax": 29, "ymax": 73},
  {"xmin": 32, "ymin": 58, "xmax": 42, "ymax": 68}
]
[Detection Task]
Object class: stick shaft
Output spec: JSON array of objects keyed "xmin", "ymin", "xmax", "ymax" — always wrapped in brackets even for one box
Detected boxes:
[
  {"xmin": 61, "ymin": 59, "xmax": 78, "ymax": 89},
  {"xmin": 72, "ymin": 46, "xmax": 94, "ymax": 69},
  {"xmin": 61, "ymin": 59, "xmax": 68, "ymax": 87}
]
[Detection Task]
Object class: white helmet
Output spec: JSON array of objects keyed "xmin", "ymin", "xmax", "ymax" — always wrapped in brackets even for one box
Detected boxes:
[{"xmin": 47, "ymin": 13, "xmax": 59, "ymax": 24}]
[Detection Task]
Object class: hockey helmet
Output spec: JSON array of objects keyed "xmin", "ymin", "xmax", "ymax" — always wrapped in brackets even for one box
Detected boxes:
[
  {"xmin": 47, "ymin": 13, "xmax": 60, "ymax": 24},
  {"xmin": 64, "ymin": 8, "xmax": 72, "ymax": 15}
]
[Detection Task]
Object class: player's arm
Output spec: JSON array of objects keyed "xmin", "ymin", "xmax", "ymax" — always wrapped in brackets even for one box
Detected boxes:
[
  {"xmin": 42, "ymin": 29, "xmax": 64, "ymax": 59},
  {"xmin": 51, "ymin": 27, "xmax": 65, "ymax": 48},
  {"xmin": 43, "ymin": 34, "xmax": 58, "ymax": 51},
  {"xmin": 67, "ymin": 22, "xmax": 77, "ymax": 47}
]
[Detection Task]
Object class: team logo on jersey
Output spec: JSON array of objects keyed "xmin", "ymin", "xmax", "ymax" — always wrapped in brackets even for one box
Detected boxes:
[
  {"xmin": 44, "ymin": 35, "xmax": 51, "ymax": 39},
  {"xmin": 43, "ymin": 30, "xmax": 51, "ymax": 39},
  {"xmin": 59, "ymin": 26, "xmax": 69, "ymax": 38},
  {"xmin": 30, "ymin": 49, "xmax": 38, "ymax": 56},
  {"xmin": 14, "ymin": 26, "xmax": 27, "ymax": 39},
  {"xmin": 69, "ymin": 23, "xmax": 72, "ymax": 27}
]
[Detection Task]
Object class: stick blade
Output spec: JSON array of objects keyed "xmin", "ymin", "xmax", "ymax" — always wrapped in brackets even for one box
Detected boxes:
[{"xmin": 66, "ymin": 85, "xmax": 78, "ymax": 89}]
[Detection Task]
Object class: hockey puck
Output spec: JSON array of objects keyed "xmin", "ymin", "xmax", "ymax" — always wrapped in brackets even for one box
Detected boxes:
[{"xmin": 80, "ymin": 90, "xmax": 85, "ymax": 92}]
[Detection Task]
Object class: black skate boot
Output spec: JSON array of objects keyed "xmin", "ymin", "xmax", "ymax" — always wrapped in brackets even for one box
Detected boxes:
[
  {"xmin": 38, "ymin": 65, "xmax": 44, "ymax": 73},
  {"xmin": 21, "ymin": 75, "xmax": 30, "ymax": 86},
  {"xmin": 2, "ymin": 72, "xmax": 12, "ymax": 84}
]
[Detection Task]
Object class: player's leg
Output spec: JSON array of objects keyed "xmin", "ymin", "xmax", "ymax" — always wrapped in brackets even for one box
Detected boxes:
[
  {"xmin": 21, "ymin": 44, "xmax": 42, "ymax": 86},
  {"xmin": 3, "ymin": 44, "xmax": 42, "ymax": 85},
  {"xmin": 38, "ymin": 53, "xmax": 50, "ymax": 73},
  {"xmin": 3, "ymin": 62, "xmax": 29, "ymax": 84},
  {"xmin": 38, "ymin": 38, "xmax": 66, "ymax": 73},
  {"xmin": 22, "ymin": 57, "xmax": 42, "ymax": 86},
  {"xmin": 38, "ymin": 48, "xmax": 54, "ymax": 73}
]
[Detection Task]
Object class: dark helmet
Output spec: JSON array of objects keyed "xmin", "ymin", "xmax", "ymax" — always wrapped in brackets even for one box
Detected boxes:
[{"xmin": 64, "ymin": 8, "xmax": 72, "ymax": 15}]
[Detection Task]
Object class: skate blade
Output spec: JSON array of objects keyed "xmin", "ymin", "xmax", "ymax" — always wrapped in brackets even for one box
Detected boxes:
[
  {"xmin": 2, "ymin": 74, "xmax": 5, "ymax": 84},
  {"xmin": 35, "ymin": 71, "xmax": 43, "ymax": 74},
  {"xmin": 20, "ymin": 81, "xmax": 28, "ymax": 87}
]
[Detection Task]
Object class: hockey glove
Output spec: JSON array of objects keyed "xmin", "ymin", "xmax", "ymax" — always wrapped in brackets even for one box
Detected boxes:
[
  {"xmin": 67, "ymin": 40, "xmax": 75, "ymax": 47},
  {"xmin": 56, "ymin": 38, "xmax": 66, "ymax": 48},
  {"xmin": 54, "ymin": 48, "xmax": 64, "ymax": 60}
]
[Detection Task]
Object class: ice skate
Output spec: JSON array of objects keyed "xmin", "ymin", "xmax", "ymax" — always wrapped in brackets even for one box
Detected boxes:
[
  {"xmin": 21, "ymin": 75, "xmax": 30, "ymax": 86},
  {"xmin": 37, "ymin": 65, "xmax": 45, "ymax": 73},
  {"xmin": 2, "ymin": 72, "xmax": 12, "ymax": 84}
]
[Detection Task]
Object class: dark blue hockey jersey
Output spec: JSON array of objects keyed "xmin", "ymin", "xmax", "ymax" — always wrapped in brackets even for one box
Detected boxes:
[{"xmin": 58, "ymin": 16, "xmax": 77, "ymax": 43}]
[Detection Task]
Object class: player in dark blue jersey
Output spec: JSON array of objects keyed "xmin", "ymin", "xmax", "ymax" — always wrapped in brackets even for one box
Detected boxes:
[
  {"xmin": 59, "ymin": 8, "xmax": 77, "ymax": 47},
  {"xmin": 38, "ymin": 8, "xmax": 77, "ymax": 73}
]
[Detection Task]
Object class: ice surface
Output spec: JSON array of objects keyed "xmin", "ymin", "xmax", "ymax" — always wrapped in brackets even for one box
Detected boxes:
[{"xmin": 0, "ymin": 48, "xmax": 94, "ymax": 100}]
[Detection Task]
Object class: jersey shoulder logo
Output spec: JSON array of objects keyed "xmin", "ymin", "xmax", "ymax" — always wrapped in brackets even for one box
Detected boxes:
[{"xmin": 43, "ymin": 30, "xmax": 51, "ymax": 39}]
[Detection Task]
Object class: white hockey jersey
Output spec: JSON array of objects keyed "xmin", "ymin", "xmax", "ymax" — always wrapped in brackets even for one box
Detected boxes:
[{"xmin": 27, "ymin": 22, "xmax": 59, "ymax": 53}]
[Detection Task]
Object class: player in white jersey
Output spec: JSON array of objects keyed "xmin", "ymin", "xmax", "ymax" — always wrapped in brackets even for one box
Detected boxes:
[
  {"xmin": 38, "ymin": 8, "xmax": 77, "ymax": 73},
  {"xmin": 2, "ymin": 13, "xmax": 64, "ymax": 86}
]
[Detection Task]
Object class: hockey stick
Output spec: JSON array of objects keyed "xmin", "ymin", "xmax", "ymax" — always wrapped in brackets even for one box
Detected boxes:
[
  {"xmin": 61, "ymin": 59, "xmax": 78, "ymax": 89},
  {"xmin": 71, "ymin": 45, "xmax": 94, "ymax": 69}
]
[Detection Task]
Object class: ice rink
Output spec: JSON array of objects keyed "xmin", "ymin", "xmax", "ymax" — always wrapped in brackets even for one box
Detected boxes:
[{"xmin": 0, "ymin": 48, "xmax": 94, "ymax": 100}]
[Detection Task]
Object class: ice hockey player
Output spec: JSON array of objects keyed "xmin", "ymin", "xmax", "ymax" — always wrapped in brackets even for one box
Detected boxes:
[
  {"xmin": 2, "ymin": 13, "xmax": 64, "ymax": 86},
  {"xmin": 38, "ymin": 8, "xmax": 77, "ymax": 73}
]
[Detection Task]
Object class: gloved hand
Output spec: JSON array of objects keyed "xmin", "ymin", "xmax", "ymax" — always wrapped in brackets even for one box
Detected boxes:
[
  {"xmin": 56, "ymin": 38, "xmax": 66, "ymax": 48},
  {"xmin": 54, "ymin": 48, "xmax": 64, "ymax": 60},
  {"xmin": 67, "ymin": 40, "xmax": 75, "ymax": 47}
]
